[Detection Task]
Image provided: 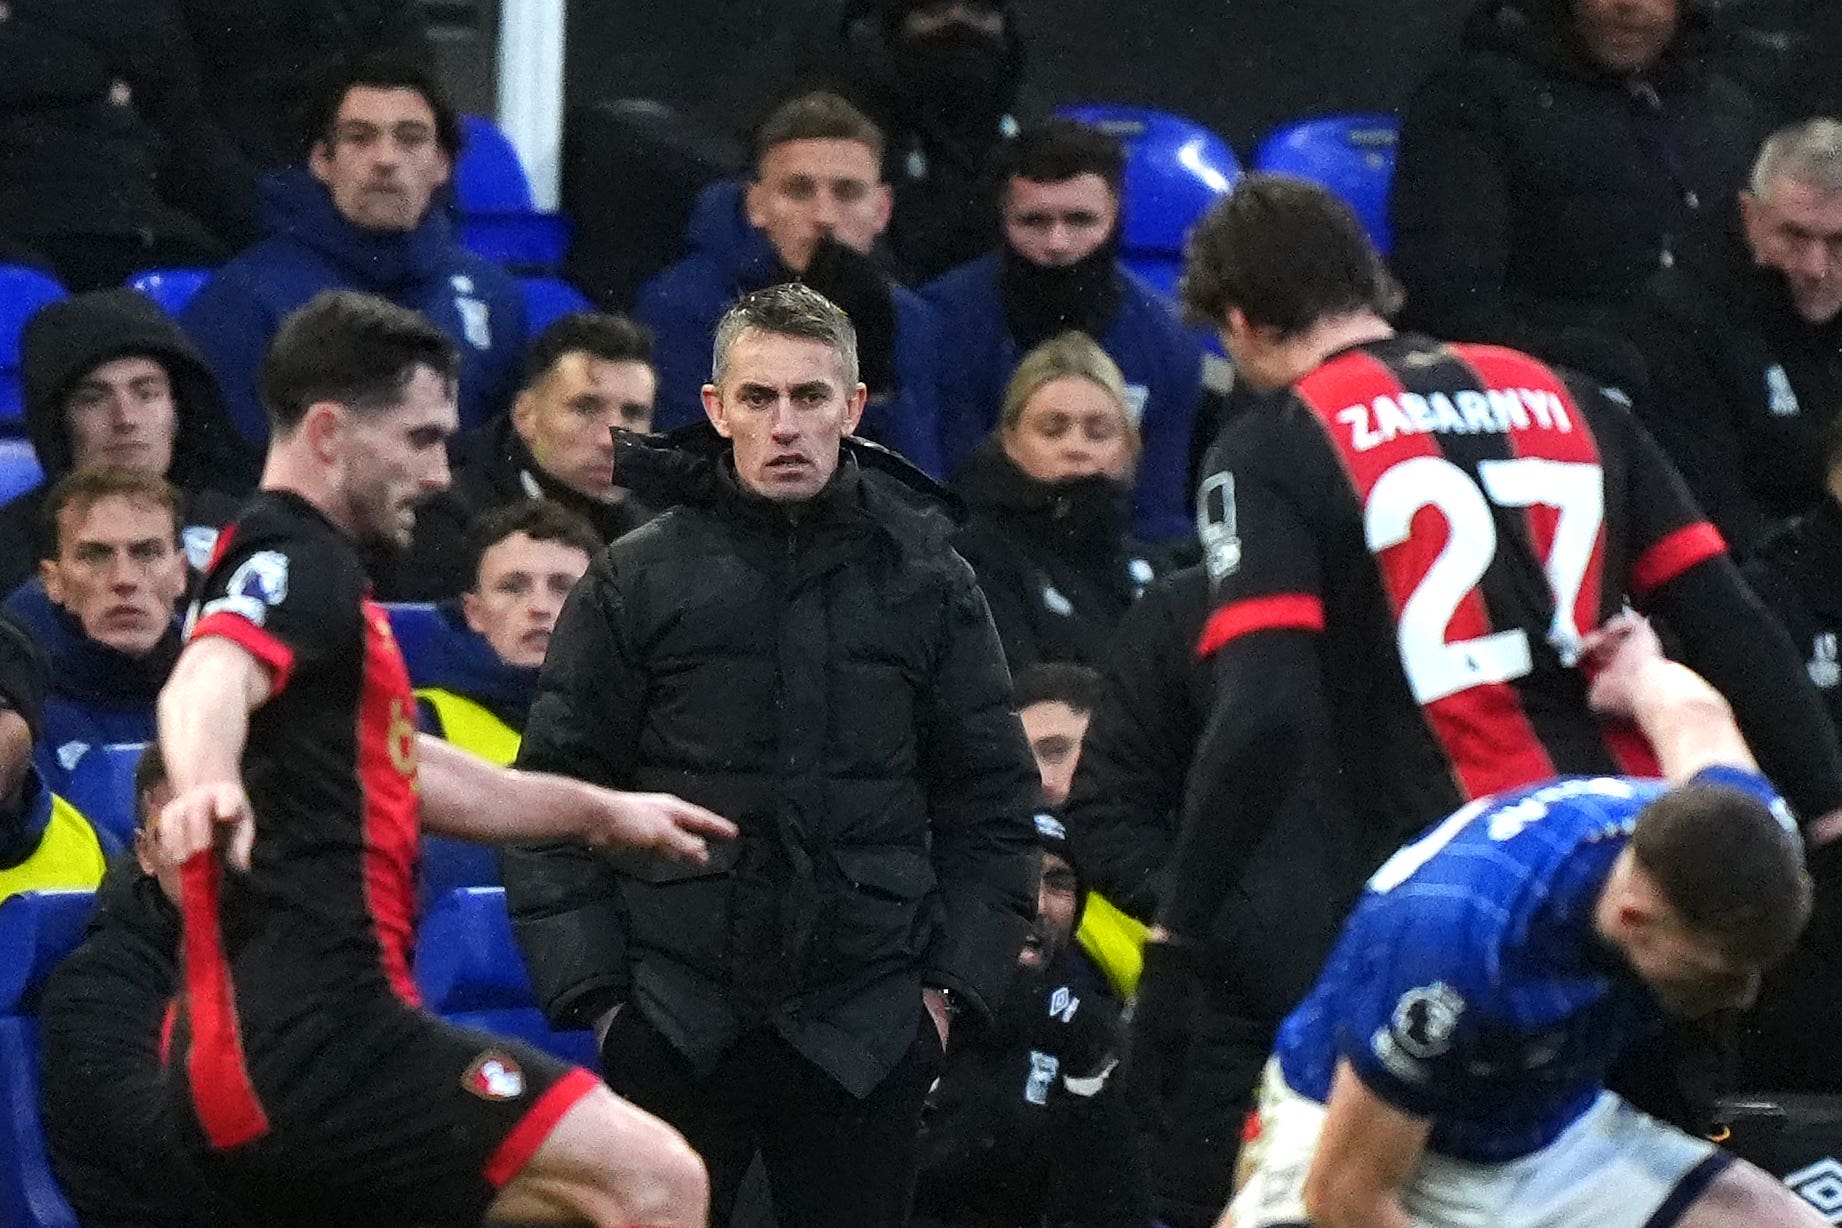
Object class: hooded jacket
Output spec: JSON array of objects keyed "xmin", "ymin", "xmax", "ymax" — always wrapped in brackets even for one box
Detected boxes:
[
  {"xmin": 951, "ymin": 442, "xmax": 1166, "ymax": 669},
  {"xmin": 180, "ymin": 166, "xmax": 527, "ymax": 450},
  {"xmin": 383, "ymin": 413, "xmax": 654, "ymax": 600},
  {"xmin": 1391, "ymin": 0, "xmax": 1766, "ymax": 366},
  {"xmin": 923, "ymin": 253, "xmax": 1203, "ymax": 543},
  {"xmin": 634, "ymin": 179, "xmax": 949, "ymax": 478},
  {"xmin": 0, "ymin": 289, "xmax": 244, "ymax": 596},
  {"xmin": 502, "ymin": 424, "xmax": 1039, "ymax": 1097}
]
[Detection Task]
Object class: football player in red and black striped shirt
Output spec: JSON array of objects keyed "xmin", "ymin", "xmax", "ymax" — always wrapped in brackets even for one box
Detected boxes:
[
  {"xmin": 1132, "ymin": 177, "xmax": 1842, "ymax": 1228},
  {"xmin": 153, "ymin": 292, "xmax": 734, "ymax": 1228}
]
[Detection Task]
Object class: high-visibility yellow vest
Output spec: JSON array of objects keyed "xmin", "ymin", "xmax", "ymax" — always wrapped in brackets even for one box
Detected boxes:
[
  {"xmin": 1076, "ymin": 890, "xmax": 1149, "ymax": 998},
  {"xmin": 415, "ymin": 688, "xmax": 522, "ymax": 767},
  {"xmin": 0, "ymin": 794, "xmax": 107, "ymax": 902}
]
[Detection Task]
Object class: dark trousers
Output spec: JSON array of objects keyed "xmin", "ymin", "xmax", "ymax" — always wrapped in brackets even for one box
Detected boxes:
[{"xmin": 601, "ymin": 1010, "xmax": 943, "ymax": 1228}]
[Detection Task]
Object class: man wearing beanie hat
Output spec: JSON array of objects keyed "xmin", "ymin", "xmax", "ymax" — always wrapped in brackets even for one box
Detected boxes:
[{"xmin": 0, "ymin": 289, "xmax": 244, "ymax": 595}]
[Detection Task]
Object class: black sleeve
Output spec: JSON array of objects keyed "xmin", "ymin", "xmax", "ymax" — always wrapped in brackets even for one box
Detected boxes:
[
  {"xmin": 192, "ymin": 531, "xmax": 360, "ymax": 692},
  {"xmin": 1045, "ymin": 1063, "xmax": 1153, "ymax": 1228},
  {"xmin": 952, "ymin": 526, "xmax": 1043, "ymax": 672},
  {"xmin": 501, "ymin": 560, "xmax": 643, "ymax": 1027},
  {"xmin": 914, "ymin": 564, "xmax": 1043, "ymax": 1019},
  {"xmin": 0, "ymin": 612, "xmax": 48, "ymax": 741}
]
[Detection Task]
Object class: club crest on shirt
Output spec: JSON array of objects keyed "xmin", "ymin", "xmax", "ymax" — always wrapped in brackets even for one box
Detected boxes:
[
  {"xmin": 201, "ymin": 550, "xmax": 289, "ymax": 626},
  {"xmin": 1388, "ymin": 981, "xmax": 1465, "ymax": 1060},
  {"xmin": 1197, "ymin": 471, "xmax": 1241, "ymax": 580},
  {"xmin": 462, "ymin": 1051, "xmax": 525, "ymax": 1101}
]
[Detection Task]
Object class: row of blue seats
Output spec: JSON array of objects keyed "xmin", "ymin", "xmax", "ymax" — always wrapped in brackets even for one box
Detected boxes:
[{"xmin": 0, "ymin": 884, "xmax": 592, "ymax": 1228}]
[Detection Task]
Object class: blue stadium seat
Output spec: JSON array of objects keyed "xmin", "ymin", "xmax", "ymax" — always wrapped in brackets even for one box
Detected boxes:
[
  {"xmin": 1254, "ymin": 114, "xmax": 1400, "ymax": 253},
  {"xmin": 519, "ymin": 276, "xmax": 593, "ymax": 333},
  {"xmin": 415, "ymin": 886, "xmax": 597, "ymax": 1069},
  {"xmin": 0, "ymin": 266, "xmax": 67, "ymax": 428},
  {"xmin": 420, "ymin": 834, "xmax": 502, "ymax": 912},
  {"xmin": 58, "ymin": 742, "xmax": 147, "ymax": 851},
  {"xmin": 457, "ymin": 115, "xmax": 537, "ymax": 213},
  {"xmin": 0, "ymin": 438, "xmax": 43, "ymax": 503},
  {"xmin": 127, "ymin": 268, "xmax": 212, "ymax": 318},
  {"xmin": 0, "ymin": 889, "xmax": 93, "ymax": 1228},
  {"xmin": 384, "ymin": 602, "xmax": 448, "ymax": 687},
  {"xmin": 1057, "ymin": 105, "xmax": 1242, "ymax": 296}
]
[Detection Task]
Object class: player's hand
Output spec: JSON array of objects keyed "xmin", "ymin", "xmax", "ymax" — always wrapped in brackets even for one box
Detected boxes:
[
  {"xmin": 922, "ymin": 986, "xmax": 952, "ymax": 1050},
  {"xmin": 156, "ymin": 782, "xmax": 256, "ymax": 871},
  {"xmin": 577, "ymin": 788, "xmax": 737, "ymax": 863},
  {"xmin": 1583, "ymin": 611, "xmax": 1665, "ymax": 719}
]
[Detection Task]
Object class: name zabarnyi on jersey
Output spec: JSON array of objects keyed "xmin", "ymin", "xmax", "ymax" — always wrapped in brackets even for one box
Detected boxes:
[{"xmin": 1336, "ymin": 386, "xmax": 1577, "ymax": 453}]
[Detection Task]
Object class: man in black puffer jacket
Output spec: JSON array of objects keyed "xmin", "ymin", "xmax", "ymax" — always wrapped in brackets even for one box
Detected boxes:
[
  {"xmin": 503, "ymin": 283, "xmax": 1041, "ymax": 1228},
  {"xmin": 1391, "ymin": 0, "xmax": 1767, "ymax": 387}
]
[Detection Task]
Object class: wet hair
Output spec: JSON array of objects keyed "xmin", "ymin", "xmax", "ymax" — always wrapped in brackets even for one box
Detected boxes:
[
  {"xmin": 999, "ymin": 332, "xmax": 1138, "ymax": 451},
  {"xmin": 755, "ymin": 91, "xmax": 886, "ymax": 168},
  {"xmin": 260, "ymin": 291, "xmax": 458, "ymax": 433},
  {"xmin": 43, "ymin": 467, "xmax": 181, "ymax": 556},
  {"xmin": 521, "ymin": 312, "xmax": 654, "ymax": 390},
  {"xmin": 1013, "ymin": 661, "xmax": 1103, "ymax": 716},
  {"xmin": 297, "ymin": 49, "xmax": 461, "ymax": 161},
  {"xmin": 710, "ymin": 283, "xmax": 859, "ymax": 388},
  {"xmin": 1631, "ymin": 781, "xmax": 1812, "ymax": 966},
  {"xmin": 992, "ymin": 119, "xmax": 1126, "ymax": 197},
  {"xmin": 463, "ymin": 499, "xmax": 603, "ymax": 593},
  {"xmin": 1179, "ymin": 173, "xmax": 1403, "ymax": 336},
  {"xmin": 133, "ymin": 742, "xmax": 169, "ymax": 831}
]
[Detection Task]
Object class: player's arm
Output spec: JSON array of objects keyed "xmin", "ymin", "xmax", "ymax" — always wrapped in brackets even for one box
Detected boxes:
[
  {"xmin": 1298, "ymin": 1060, "xmax": 1431, "ymax": 1228},
  {"xmin": 1585, "ymin": 615, "xmax": 1756, "ymax": 782},
  {"xmin": 154, "ymin": 637, "xmax": 273, "ymax": 867},
  {"xmin": 415, "ymin": 733, "xmax": 734, "ymax": 864}
]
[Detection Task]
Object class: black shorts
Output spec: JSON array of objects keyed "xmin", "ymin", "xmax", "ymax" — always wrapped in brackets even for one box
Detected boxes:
[{"xmin": 169, "ymin": 995, "xmax": 599, "ymax": 1228}]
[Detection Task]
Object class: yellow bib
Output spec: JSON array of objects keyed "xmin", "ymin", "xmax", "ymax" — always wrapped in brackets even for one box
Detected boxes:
[
  {"xmin": 1075, "ymin": 890, "xmax": 1149, "ymax": 998},
  {"xmin": 0, "ymin": 795, "xmax": 107, "ymax": 903},
  {"xmin": 414, "ymin": 688, "xmax": 522, "ymax": 767}
]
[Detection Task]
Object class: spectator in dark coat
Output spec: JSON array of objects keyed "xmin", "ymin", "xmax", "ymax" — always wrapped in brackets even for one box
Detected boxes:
[
  {"xmin": 788, "ymin": 0, "xmax": 1040, "ymax": 285},
  {"xmin": 181, "ymin": 52, "xmax": 526, "ymax": 466},
  {"xmin": 1626, "ymin": 117, "xmax": 1842, "ymax": 553},
  {"xmin": 0, "ymin": 289, "xmax": 241, "ymax": 595},
  {"xmin": 170, "ymin": 0, "xmax": 432, "ymax": 168},
  {"xmin": 38, "ymin": 743, "xmax": 247, "ymax": 1228},
  {"xmin": 952, "ymin": 333, "xmax": 1168, "ymax": 670},
  {"xmin": 1390, "ymin": 0, "xmax": 1768, "ymax": 384},
  {"xmin": 0, "ymin": 0, "xmax": 259, "ymax": 291},
  {"xmin": 924, "ymin": 121, "xmax": 1203, "ymax": 542},
  {"xmin": 636, "ymin": 91, "xmax": 948, "ymax": 476},
  {"xmin": 389, "ymin": 312, "xmax": 655, "ymax": 599},
  {"xmin": 503, "ymin": 284, "xmax": 1040, "ymax": 1228}
]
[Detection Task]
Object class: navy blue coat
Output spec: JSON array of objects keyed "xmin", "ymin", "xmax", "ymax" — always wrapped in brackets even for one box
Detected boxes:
[
  {"xmin": 922, "ymin": 253, "xmax": 1203, "ymax": 543},
  {"xmin": 635, "ymin": 180, "xmax": 949, "ymax": 479},
  {"xmin": 181, "ymin": 167, "xmax": 527, "ymax": 447}
]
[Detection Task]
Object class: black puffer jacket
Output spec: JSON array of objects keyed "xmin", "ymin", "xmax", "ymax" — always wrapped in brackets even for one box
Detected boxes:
[
  {"xmin": 0, "ymin": 289, "xmax": 245, "ymax": 595},
  {"xmin": 951, "ymin": 442, "xmax": 1168, "ymax": 669},
  {"xmin": 1061, "ymin": 566, "xmax": 1211, "ymax": 924},
  {"xmin": 503, "ymin": 426, "xmax": 1040, "ymax": 1097},
  {"xmin": 1391, "ymin": 0, "xmax": 1766, "ymax": 377}
]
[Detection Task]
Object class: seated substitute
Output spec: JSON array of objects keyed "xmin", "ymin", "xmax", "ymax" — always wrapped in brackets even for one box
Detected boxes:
[
  {"xmin": 1226, "ymin": 615, "xmax": 1827, "ymax": 1228},
  {"xmin": 953, "ymin": 332, "xmax": 1168, "ymax": 669},
  {"xmin": 39, "ymin": 742, "xmax": 246, "ymax": 1228},
  {"xmin": 390, "ymin": 312, "xmax": 650, "ymax": 599},
  {"xmin": 8, "ymin": 469, "xmax": 188, "ymax": 798},
  {"xmin": 636, "ymin": 90, "xmax": 947, "ymax": 475},
  {"xmin": 911, "ymin": 811, "xmax": 1150, "ymax": 1228}
]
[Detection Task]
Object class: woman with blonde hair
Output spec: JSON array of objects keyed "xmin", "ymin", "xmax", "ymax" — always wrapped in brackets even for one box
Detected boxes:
[{"xmin": 952, "ymin": 331, "xmax": 1172, "ymax": 667}]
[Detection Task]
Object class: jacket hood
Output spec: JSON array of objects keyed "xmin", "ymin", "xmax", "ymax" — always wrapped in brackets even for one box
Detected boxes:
[
  {"xmin": 18, "ymin": 289, "xmax": 231, "ymax": 485},
  {"xmin": 413, "ymin": 601, "xmax": 540, "ymax": 728},
  {"xmin": 1463, "ymin": 0, "xmax": 1714, "ymax": 81},
  {"xmin": 260, "ymin": 165, "xmax": 461, "ymax": 292},
  {"xmin": 684, "ymin": 179, "xmax": 785, "ymax": 286}
]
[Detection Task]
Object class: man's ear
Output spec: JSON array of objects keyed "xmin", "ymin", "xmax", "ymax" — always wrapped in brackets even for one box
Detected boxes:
[
  {"xmin": 300, "ymin": 401, "xmax": 346, "ymax": 463},
  {"xmin": 872, "ymin": 184, "xmax": 894, "ymax": 235},
  {"xmin": 744, "ymin": 178, "xmax": 768, "ymax": 232},
  {"xmin": 308, "ymin": 140, "xmax": 335, "ymax": 187},
  {"xmin": 39, "ymin": 557, "xmax": 62, "ymax": 607},
  {"xmin": 510, "ymin": 389, "xmax": 538, "ymax": 446},
  {"xmin": 702, "ymin": 385, "xmax": 732, "ymax": 438},
  {"xmin": 842, "ymin": 383, "xmax": 867, "ymax": 437},
  {"xmin": 460, "ymin": 589, "xmax": 487, "ymax": 636}
]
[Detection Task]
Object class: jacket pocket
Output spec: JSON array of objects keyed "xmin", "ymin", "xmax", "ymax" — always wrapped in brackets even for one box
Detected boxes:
[
  {"xmin": 824, "ymin": 846, "xmax": 938, "ymax": 970},
  {"xmin": 618, "ymin": 847, "xmax": 738, "ymax": 978}
]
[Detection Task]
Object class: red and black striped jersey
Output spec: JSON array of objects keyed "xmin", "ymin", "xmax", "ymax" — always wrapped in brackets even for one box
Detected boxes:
[{"xmin": 1163, "ymin": 335, "xmax": 1731, "ymax": 962}]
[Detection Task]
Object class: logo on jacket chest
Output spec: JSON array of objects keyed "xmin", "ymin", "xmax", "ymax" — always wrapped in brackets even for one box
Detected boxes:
[
  {"xmin": 1766, "ymin": 364, "xmax": 1801, "ymax": 418},
  {"xmin": 1811, "ymin": 632, "xmax": 1840, "ymax": 690},
  {"xmin": 451, "ymin": 275, "xmax": 492, "ymax": 350}
]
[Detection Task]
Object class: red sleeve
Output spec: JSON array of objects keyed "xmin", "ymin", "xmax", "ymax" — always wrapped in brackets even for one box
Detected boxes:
[{"xmin": 189, "ymin": 610, "xmax": 296, "ymax": 695}]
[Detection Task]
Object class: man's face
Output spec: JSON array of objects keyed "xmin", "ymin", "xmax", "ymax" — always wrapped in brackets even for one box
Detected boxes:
[
  {"xmin": 1004, "ymin": 376, "xmax": 1135, "ymax": 485},
  {"xmin": 1742, "ymin": 177, "xmax": 1842, "ymax": 325},
  {"xmin": 463, "ymin": 531, "xmax": 591, "ymax": 669},
  {"xmin": 1003, "ymin": 175, "xmax": 1119, "ymax": 268},
  {"xmin": 134, "ymin": 780, "xmax": 181, "ymax": 903},
  {"xmin": 65, "ymin": 356, "xmax": 178, "ymax": 475},
  {"xmin": 334, "ymin": 365, "xmax": 457, "ymax": 551},
  {"xmin": 42, "ymin": 495, "xmax": 185, "ymax": 657},
  {"xmin": 746, "ymin": 139, "xmax": 892, "ymax": 274},
  {"xmin": 309, "ymin": 86, "xmax": 452, "ymax": 233},
  {"xmin": 1622, "ymin": 910, "xmax": 1762, "ymax": 1019},
  {"xmin": 901, "ymin": 0, "xmax": 1006, "ymax": 38},
  {"xmin": 701, "ymin": 329, "xmax": 865, "ymax": 502},
  {"xmin": 1021, "ymin": 850, "xmax": 1080, "ymax": 971},
  {"xmin": 1019, "ymin": 699, "xmax": 1091, "ymax": 807},
  {"xmin": 1572, "ymin": 0, "xmax": 1678, "ymax": 75},
  {"xmin": 513, "ymin": 352, "xmax": 656, "ymax": 503}
]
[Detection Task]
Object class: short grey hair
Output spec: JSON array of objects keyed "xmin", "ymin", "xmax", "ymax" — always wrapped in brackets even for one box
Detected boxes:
[
  {"xmin": 1750, "ymin": 117, "xmax": 1842, "ymax": 200},
  {"xmin": 709, "ymin": 283, "xmax": 859, "ymax": 389}
]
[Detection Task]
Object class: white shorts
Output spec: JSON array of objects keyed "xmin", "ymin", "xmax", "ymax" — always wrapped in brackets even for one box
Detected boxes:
[{"xmin": 1228, "ymin": 1061, "xmax": 1729, "ymax": 1228}]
